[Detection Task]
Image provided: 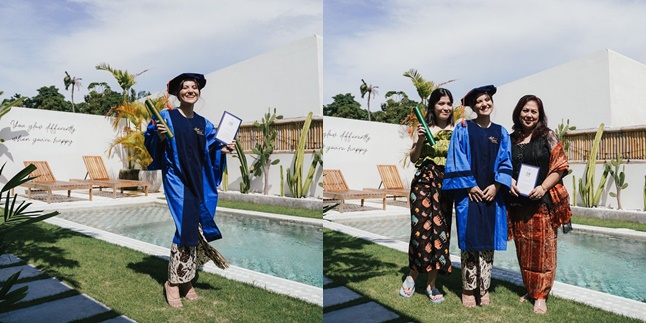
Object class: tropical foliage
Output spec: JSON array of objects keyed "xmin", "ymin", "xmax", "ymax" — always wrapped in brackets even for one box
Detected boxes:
[
  {"xmin": 359, "ymin": 79, "xmax": 379, "ymax": 121},
  {"xmin": 63, "ymin": 71, "xmax": 82, "ymax": 113},
  {"xmin": 0, "ymin": 163, "xmax": 59, "ymax": 311},
  {"xmin": 323, "ymin": 93, "xmax": 367, "ymax": 120},
  {"xmin": 250, "ymin": 108, "xmax": 283, "ymax": 195}
]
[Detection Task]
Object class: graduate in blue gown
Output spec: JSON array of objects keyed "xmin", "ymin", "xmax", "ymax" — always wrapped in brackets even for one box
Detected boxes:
[
  {"xmin": 442, "ymin": 85, "xmax": 513, "ymax": 308},
  {"xmin": 144, "ymin": 73, "xmax": 235, "ymax": 308}
]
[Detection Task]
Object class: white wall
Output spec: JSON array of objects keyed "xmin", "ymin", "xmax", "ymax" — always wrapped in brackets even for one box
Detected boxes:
[
  {"xmin": 166, "ymin": 35, "xmax": 323, "ymax": 125},
  {"xmin": 608, "ymin": 51, "xmax": 646, "ymax": 126},
  {"xmin": 0, "ymin": 107, "xmax": 124, "ymax": 183},
  {"xmin": 324, "ymin": 116, "xmax": 415, "ymax": 190},
  {"xmin": 494, "ymin": 49, "xmax": 613, "ymax": 132},
  {"xmin": 566, "ymin": 163, "xmax": 645, "ymax": 211}
]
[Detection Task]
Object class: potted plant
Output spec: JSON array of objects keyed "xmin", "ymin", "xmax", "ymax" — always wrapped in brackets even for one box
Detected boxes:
[{"xmin": 106, "ymin": 97, "xmax": 165, "ymax": 192}]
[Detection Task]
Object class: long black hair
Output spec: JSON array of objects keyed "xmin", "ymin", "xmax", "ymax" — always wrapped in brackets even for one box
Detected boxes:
[{"xmin": 426, "ymin": 88, "xmax": 454, "ymax": 127}]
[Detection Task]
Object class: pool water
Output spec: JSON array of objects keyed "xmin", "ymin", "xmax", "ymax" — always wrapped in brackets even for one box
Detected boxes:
[
  {"xmin": 333, "ymin": 215, "xmax": 646, "ymax": 302},
  {"xmin": 58, "ymin": 204, "xmax": 323, "ymax": 287}
]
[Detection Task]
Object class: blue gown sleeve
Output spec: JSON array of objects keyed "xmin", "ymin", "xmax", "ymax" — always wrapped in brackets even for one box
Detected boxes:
[
  {"xmin": 494, "ymin": 126, "xmax": 513, "ymax": 189},
  {"xmin": 442, "ymin": 122, "xmax": 477, "ymax": 190},
  {"xmin": 144, "ymin": 120, "xmax": 164, "ymax": 170}
]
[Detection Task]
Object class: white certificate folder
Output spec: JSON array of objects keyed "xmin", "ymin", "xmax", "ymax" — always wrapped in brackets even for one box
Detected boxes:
[
  {"xmin": 215, "ymin": 111, "xmax": 242, "ymax": 145},
  {"xmin": 516, "ymin": 163, "xmax": 540, "ymax": 196}
]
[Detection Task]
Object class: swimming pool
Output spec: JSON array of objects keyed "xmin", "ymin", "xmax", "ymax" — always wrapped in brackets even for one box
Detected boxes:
[
  {"xmin": 332, "ymin": 215, "xmax": 646, "ymax": 302},
  {"xmin": 57, "ymin": 204, "xmax": 323, "ymax": 287}
]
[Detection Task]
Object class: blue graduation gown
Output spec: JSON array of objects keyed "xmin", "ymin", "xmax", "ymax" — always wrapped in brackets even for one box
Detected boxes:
[
  {"xmin": 144, "ymin": 109, "xmax": 226, "ymax": 246},
  {"xmin": 442, "ymin": 120, "xmax": 512, "ymax": 251}
]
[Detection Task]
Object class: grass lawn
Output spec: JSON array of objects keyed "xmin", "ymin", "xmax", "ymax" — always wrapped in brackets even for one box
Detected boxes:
[
  {"xmin": 572, "ymin": 215, "xmax": 646, "ymax": 232},
  {"xmin": 3, "ymin": 222, "xmax": 321, "ymax": 322},
  {"xmin": 213, "ymin": 199, "xmax": 322, "ymax": 219},
  {"xmin": 323, "ymin": 229, "xmax": 641, "ymax": 323}
]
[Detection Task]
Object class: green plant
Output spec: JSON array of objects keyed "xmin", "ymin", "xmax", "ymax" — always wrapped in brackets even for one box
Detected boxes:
[
  {"xmin": 643, "ymin": 175, "xmax": 646, "ymax": 211},
  {"xmin": 233, "ymin": 140, "xmax": 250, "ymax": 193},
  {"xmin": 106, "ymin": 100, "xmax": 155, "ymax": 170},
  {"xmin": 0, "ymin": 163, "xmax": 59, "ymax": 311},
  {"xmin": 578, "ymin": 124, "xmax": 608, "ymax": 207},
  {"xmin": 572, "ymin": 175, "xmax": 577, "ymax": 206},
  {"xmin": 286, "ymin": 112, "xmax": 322, "ymax": 198},
  {"xmin": 222, "ymin": 163, "xmax": 228, "ymax": 191},
  {"xmin": 279, "ymin": 165, "xmax": 284, "ymax": 197},
  {"xmin": 607, "ymin": 154, "xmax": 629, "ymax": 209},
  {"xmin": 555, "ymin": 118, "xmax": 576, "ymax": 152},
  {"xmin": 250, "ymin": 108, "xmax": 283, "ymax": 195},
  {"xmin": 0, "ymin": 91, "xmax": 24, "ymax": 144}
]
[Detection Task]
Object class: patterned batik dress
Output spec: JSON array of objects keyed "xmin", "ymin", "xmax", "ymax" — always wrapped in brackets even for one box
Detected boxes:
[{"xmin": 408, "ymin": 130, "xmax": 453, "ymax": 274}]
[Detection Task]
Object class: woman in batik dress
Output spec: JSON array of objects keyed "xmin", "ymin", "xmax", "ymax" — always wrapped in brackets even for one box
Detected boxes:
[
  {"xmin": 507, "ymin": 94, "xmax": 570, "ymax": 315},
  {"xmin": 442, "ymin": 85, "xmax": 513, "ymax": 307},
  {"xmin": 399, "ymin": 88, "xmax": 454, "ymax": 303}
]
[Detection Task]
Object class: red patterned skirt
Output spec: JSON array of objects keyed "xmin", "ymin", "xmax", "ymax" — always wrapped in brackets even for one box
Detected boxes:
[{"xmin": 508, "ymin": 204, "xmax": 557, "ymax": 299}]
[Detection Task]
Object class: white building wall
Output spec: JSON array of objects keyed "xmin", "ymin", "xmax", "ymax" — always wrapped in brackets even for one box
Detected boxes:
[
  {"xmin": 0, "ymin": 108, "xmax": 124, "ymax": 184},
  {"xmin": 494, "ymin": 49, "xmax": 613, "ymax": 131},
  {"xmin": 168, "ymin": 35, "xmax": 323, "ymax": 124},
  {"xmin": 324, "ymin": 116, "xmax": 416, "ymax": 190},
  {"xmin": 608, "ymin": 51, "xmax": 646, "ymax": 126}
]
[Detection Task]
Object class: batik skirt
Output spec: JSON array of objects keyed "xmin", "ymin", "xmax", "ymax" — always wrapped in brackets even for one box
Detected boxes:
[
  {"xmin": 408, "ymin": 162, "xmax": 452, "ymax": 274},
  {"xmin": 508, "ymin": 203, "xmax": 557, "ymax": 299}
]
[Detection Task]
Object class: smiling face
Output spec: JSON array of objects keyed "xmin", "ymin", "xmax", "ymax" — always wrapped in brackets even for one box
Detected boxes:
[
  {"xmin": 472, "ymin": 93, "xmax": 493, "ymax": 117},
  {"xmin": 519, "ymin": 100, "xmax": 540, "ymax": 132},
  {"xmin": 433, "ymin": 95, "xmax": 453, "ymax": 122},
  {"xmin": 178, "ymin": 80, "xmax": 200, "ymax": 105}
]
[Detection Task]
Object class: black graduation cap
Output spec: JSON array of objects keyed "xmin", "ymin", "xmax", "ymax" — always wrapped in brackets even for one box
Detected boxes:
[
  {"xmin": 167, "ymin": 73, "xmax": 207, "ymax": 96},
  {"xmin": 461, "ymin": 85, "xmax": 497, "ymax": 107}
]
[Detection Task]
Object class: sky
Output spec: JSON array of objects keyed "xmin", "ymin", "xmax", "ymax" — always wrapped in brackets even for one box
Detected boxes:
[
  {"xmin": 324, "ymin": 0, "xmax": 646, "ymax": 110},
  {"xmin": 0, "ymin": 0, "xmax": 322, "ymax": 102}
]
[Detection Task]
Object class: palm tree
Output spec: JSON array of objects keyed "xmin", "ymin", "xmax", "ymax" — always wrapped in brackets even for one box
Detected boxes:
[
  {"xmin": 63, "ymin": 71, "xmax": 82, "ymax": 113},
  {"xmin": 359, "ymin": 79, "xmax": 379, "ymax": 121},
  {"xmin": 95, "ymin": 63, "xmax": 149, "ymax": 101},
  {"xmin": 402, "ymin": 69, "xmax": 458, "ymax": 135}
]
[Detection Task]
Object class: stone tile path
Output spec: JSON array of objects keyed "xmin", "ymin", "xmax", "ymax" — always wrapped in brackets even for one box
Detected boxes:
[
  {"xmin": 323, "ymin": 276, "xmax": 400, "ymax": 323},
  {"xmin": 0, "ymin": 254, "xmax": 133, "ymax": 323}
]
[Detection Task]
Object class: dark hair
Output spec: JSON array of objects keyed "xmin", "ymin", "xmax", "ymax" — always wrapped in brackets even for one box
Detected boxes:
[
  {"xmin": 511, "ymin": 94, "xmax": 549, "ymax": 142},
  {"xmin": 426, "ymin": 88, "xmax": 454, "ymax": 127}
]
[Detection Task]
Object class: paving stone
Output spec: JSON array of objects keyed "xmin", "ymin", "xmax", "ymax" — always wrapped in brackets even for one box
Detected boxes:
[
  {"xmin": 101, "ymin": 315, "xmax": 137, "ymax": 323},
  {"xmin": 0, "ymin": 265, "xmax": 42, "ymax": 282},
  {"xmin": 0, "ymin": 254, "xmax": 22, "ymax": 266},
  {"xmin": 324, "ymin": 286, "xmax": 362, "ymax": 307},
  {"xmin": 0, "ymin": 294, "xmax": 111, "ymax": 323},
  {"xmin": 323, "ymin": 301, "xmax": 399, "ymax": 322},
  {"xmin": 10, "ymin": 278, "xmax": 72, "ymax": 303}
]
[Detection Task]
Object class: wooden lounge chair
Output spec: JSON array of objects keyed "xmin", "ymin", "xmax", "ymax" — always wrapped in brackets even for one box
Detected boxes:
[
  {"xmin": 364, "ymin": 165, "xmax": 410, "ymax": 205},
  {"xmin": 18, "ymin": 161, "xmax": 93, "ymax": 204},
  {"xmin": 323, "ymin": 169, "xmax": 386, "ymax": 213},
  {"xmin": 70, "ymin": 156, "xmax": 148, "ymax": 199}
]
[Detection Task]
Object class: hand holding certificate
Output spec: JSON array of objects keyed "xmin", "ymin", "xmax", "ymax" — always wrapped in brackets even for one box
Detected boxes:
[
  {"xmin": 413, "ymin": 106, "xmax": 436, "ymax": 146},
  {"xmin": 516, "ymin": 163, "xmax": 540, "ymax": 196},
  {"xmin": 215, "ymin": 111, "xmax": 242, "ymax": 145}
]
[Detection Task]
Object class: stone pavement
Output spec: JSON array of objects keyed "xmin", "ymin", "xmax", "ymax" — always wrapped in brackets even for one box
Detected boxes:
[
  {"xmin": 323, "ymin": 276, "xmax": 400, "ymax": 323},
  {"xmin": 0, "ymin": 254, "xmax": 134, "ymax": 323}
]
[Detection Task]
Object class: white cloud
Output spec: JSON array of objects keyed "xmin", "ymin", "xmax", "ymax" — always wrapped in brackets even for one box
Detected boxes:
[
  {"xmin": 0, "ymin": 0, "xmax": 322, "ymax": 101},
  {"xmin": 324, "ymin": 0, "xmax": 646, "ymax": 109}
]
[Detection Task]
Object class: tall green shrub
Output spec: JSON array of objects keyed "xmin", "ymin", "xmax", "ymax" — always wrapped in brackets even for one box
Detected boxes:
[
  {"xmin": 578, "ymin": 124, "xmax": 608, "ymax": 207},
  {"xmin": 233, "ymin": 140, "xmax": 251, "ymax": 193},
  {"xmin": 607, "ymin": 154, "xmax": 628, "ymax": 209},
  {"xmin": 250, "ymin": 108, "xmax": 283, "ymax": 195},
  {"xmin": 286, "ymin": 112, "xmax": 322, "ymax": 198}
]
